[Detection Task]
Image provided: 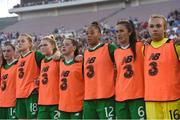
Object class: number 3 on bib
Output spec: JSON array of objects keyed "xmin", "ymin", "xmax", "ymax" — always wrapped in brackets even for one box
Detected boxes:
[{"xmin": 86, "ymin": 65, "xmax": 95, "ymax": 78}]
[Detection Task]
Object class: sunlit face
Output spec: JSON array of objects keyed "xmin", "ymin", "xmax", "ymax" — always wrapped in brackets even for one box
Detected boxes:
[
  {"xmin": 2, "ymin": 45, "xmax": 15, "ymax": 61},
  {"xmin": 61, "ymin": 39, "xmax": 75, "ymax": 56},
  {"xmin": 40, "ymin": 40, "xmax": 54, "ymax": 56},
  {"xmin": 17, "ymin": 36, "xmax": 31, "ymax": 52},
  {"xmin": 115, "ymin": 24, "xmax": 131, "ymax": 45},
  {"xmin": 87, "ymin": 26, "xmax": 100, "ymax": 47},
  {"xmin": 148, "ymin": 18, "xmax": 165, "ymax": 41}
]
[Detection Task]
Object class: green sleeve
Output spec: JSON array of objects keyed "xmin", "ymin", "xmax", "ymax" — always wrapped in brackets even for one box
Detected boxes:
[
  {"xmin": 35, "ymin": 51, "xmax": 45, "ymax": 68},
  {"xmin": 108, "ymin": 43, "xmax": 117, "ymax": 63},
  {"xmin": 175, "ymin": 44, "xmax": 180, "ymax": 60}
]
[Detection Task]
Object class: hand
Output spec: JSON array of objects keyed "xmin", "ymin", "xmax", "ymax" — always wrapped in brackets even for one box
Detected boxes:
[
  {"xmin": 53, "ymin": 50, "xmax": 61, "ymax": 60},
  {"xmin": 75, "ymin": 54, "xmax": 83, "ymax": 62}
]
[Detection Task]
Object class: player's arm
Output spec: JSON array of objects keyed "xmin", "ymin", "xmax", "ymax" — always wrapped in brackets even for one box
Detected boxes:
[
  {"xmin": 35, "ymin": 51, "xmax": 45, "ymax": 68},
  {"xmin": 108, "ymin": 43, "xmax": 117, "ymax": 63},
  {"xmin": 108, "ymin": 43, "xmax": 118, "ymax": 81},
  {"xmin": 52, "ymin": 50, "xmax": 64, "ymax": 61}
]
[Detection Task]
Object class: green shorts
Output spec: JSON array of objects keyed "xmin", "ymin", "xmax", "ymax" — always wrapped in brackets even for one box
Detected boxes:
[
  {"xmin": 38, "ymin": 105, "xmax": 60, "ymax": 119},
  {"xmin": 0, "ymin": 107, "xmax": 16, "ymax": 119},
  {"xmin": 83, "ymin": 97, "xmax": 115, "ymax": 119},
  {"xmin": 0, "ymin": 107, "xmax": 8, "ymax": 119},
  {"xmin": 16, "ymin": 90, "xmax": 38, "ymax": 119},
  {"xmin": 115, "ymin": 98, "xmax": 146, "ymax": 119},
  {"xmin": 59, "ymin": 110, "xmax": 83, "ymax": 119}
]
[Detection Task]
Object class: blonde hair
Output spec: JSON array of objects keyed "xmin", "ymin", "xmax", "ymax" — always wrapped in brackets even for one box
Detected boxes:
[
  {"xmin": 18, "ymin": 33, "xmax": 33, "ymax": 50},
  {"xmin": 148, "ymin": 14, "xmax": 168, "ymax": 37},
  {"xmin": 148, "ymin": 14, "xmax": 167, "ymax": 30},
  {"xmin": 42, "ymin": 35, "xmax": 58, "ymax": 53}
]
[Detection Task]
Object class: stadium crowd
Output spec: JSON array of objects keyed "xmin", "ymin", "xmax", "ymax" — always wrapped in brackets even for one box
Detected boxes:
[
  {"xmin": 0, "ymin": 9, "xmax": 180, "ymax": 50},
  {"xmin": 0, "ymin": 3, "xmax": 180, "ymax": 119}
]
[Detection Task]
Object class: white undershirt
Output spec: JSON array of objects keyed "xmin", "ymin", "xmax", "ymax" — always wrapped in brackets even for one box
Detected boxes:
[{"xmin": 120, "ymin": 44, "xmax": 130, "ymax": 50}]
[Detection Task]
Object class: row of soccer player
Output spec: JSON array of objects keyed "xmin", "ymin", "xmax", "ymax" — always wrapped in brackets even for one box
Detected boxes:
[{"xmin": 0, "ymin": 14, "xmax": 179, "ymax": 119}]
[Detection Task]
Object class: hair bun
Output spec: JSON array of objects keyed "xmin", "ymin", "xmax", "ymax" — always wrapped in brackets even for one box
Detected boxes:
[
  {"xmin": 91, "ymin": 21, "xmax": 99, "ymax": 26},
  {"xmin": 49, "ymin": 35, "xmax": 55, "ymax": 41},
  {"xmin": 43, "ymin": 35, "xmax": 56, "ymax": 41}
]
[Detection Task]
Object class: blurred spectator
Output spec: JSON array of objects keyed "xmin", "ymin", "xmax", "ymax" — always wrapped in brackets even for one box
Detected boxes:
[
  {"xmin": 169, "ymin": 30, "xmax": 177, "ymax": 39},
  {"xmin": 2, "ymin": 9, "xmax": 180, "ymax": 51},
  {"xmin": 176, "ymin": 24, "xmax": 180, "ymax": 35}
]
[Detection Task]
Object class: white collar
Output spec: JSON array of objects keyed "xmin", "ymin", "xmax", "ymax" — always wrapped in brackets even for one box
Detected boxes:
[
  {"xmin": 65, "ymin": 58, "xmax": 74, "ymax": 64},
  {"xmin": 45, "ymin": 56, "xmax": 53, "ymax": 60},
  {"xmin": 7, "ymin": 59, "xmax": 17, "ymax": 66},
  {"xmin": 89, "ymin": 43, "xmax": 102, "ymax": 50},
  {"xmin": 22, "ymin": 51, "xmax": 32, "ymax": 57},
  {"xmin": 120, "ymin": 44, "xmax": 130, "ymax": 50}
]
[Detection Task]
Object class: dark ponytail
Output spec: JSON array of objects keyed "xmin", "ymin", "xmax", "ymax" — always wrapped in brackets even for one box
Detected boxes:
[{"xmin": 129, "ymin": 20, "xmax": 137, "ymax": 60}]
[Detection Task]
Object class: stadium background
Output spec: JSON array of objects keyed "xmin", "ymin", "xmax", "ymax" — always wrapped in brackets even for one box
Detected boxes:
[{"xmin": 0, "ymin": 0, "xmax": 179, "ymax": 50}]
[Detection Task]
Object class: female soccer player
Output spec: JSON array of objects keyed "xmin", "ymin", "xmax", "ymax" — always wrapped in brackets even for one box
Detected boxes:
[
  {"xmin": 114, "ymin": 20, "xmax": 146, "ymax": 119},
  {"xmin": 144, "ymin": 14, "xmax": 180, "ymax": 119},
  {"xmin": 37, "ymin": 35, "xmax": 60, "ymax": 119},
  {"xmin": 59, "ymin": 37, "xmax": 84, "ymax": 119},
  {"xmin": 16, "ymin": 33, "xmax": 44, "ymax": 119},
  {"xmin": 83, "ymin": 22, "xmax": 117, "ymax": 119},
  {"xmin": 0, "ymin": 42, "xmax": 18, "ymax": 119}
]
